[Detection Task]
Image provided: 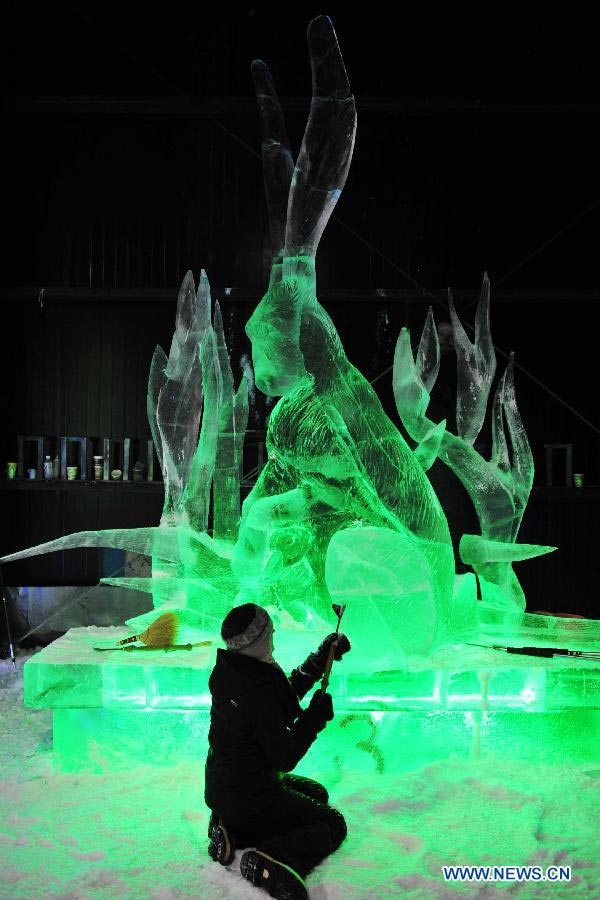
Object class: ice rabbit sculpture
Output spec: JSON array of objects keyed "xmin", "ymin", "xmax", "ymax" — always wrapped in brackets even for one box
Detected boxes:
[{"xmin": 0, "ymin": 16, "xmax": 555, "ymax": 663}]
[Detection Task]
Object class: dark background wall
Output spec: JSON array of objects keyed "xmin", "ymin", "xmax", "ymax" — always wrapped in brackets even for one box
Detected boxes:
[{"xmin": 1, "ymin": 4, "xmax": 599, "ymax": 615}]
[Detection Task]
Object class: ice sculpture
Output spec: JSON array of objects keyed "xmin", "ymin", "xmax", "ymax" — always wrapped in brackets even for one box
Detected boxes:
[
  {"xmin": 393, "ymin": 278, "xmax": 556, "ymax": 644},
  {"xmin": 148, "ymin": 269, "xmax": 247, "ymax": 541},
  {"xmin": 3, "ymin": 269, "xmax": 250, "ymax": 641},
  {"xmin": 1, "ymin": 15, "xmax": 584, "ymax": 665},
  {"xmin": 234, "ymin": 17, "xmax": 456, "ymax": 664},
  {"xmin": 124, "ymin": 279, "xmax": 248, "ymax": 634},
  {"xmin": 148, "ymin": 269, "xmax": 207, "ymax": 521}
]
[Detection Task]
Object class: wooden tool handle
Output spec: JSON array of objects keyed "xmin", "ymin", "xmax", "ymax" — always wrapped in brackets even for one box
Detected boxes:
[
  {"xmin": 320, "ymin": 639, "xmax": 337, "ymax": 693},
  {"xmin": 118, "ymin": 631, "xmax": 146, "ymax": 645}
]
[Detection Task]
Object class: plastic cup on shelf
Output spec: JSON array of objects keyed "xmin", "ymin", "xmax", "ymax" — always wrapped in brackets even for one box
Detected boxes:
[
  {"xmin": 573, "ymin": 473, "xmax": 584, "ymax": 489},
  {"xmin": 6, "ymin": 462, "xmax": 17, "ymax": 479},
  {"xmin": 27, "ymin": 468, "xmax": 37, "ymax": 479},
  {"xmin": 67, "ymin": 466, "xmax": 78, "ymax": 481}
]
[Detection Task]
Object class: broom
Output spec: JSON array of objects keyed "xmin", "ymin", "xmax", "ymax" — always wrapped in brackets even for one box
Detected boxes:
[{"xmin": 94, "ymin": 611, "xmax": 212, "ymax": 651}]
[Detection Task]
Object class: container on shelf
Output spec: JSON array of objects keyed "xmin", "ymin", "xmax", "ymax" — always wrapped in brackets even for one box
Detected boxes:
[
  {"xmin": 93, "ymin": 456, "xmax": 103, "ymax": 480},
  {"xmin": 43, "ymin": 455, "xmax": 53, "ymax": 480}
]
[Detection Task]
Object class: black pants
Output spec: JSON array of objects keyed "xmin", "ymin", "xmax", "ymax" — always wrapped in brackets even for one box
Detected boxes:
[{"xmin": 229, "ymin": 774, "xmax": 347, "ymax": 879}]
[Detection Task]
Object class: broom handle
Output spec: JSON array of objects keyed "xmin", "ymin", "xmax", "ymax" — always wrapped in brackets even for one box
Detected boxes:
[
  {"xmin": 320, "ymin": 640, "xmax": 337, "ymax": 693},
  {"xmin": 320, "ymin": 609, "xmax": 345, "ymax": 693},
  {"xmin": 118, "ymin": 632, "xmax": 146, "ymax": 645}
]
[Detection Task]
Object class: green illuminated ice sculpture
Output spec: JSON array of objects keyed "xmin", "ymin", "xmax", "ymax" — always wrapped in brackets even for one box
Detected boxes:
[
  {"xmin": 394, "ymin": 282, "xmax": 556, "ymax": 647},
  {"xmin": 2, "ymin": 16, "xmax": 582, "ymax": 666},
  {"xmin": 234, "ymin": 19, "xmax": 456, "ymax": 664}
]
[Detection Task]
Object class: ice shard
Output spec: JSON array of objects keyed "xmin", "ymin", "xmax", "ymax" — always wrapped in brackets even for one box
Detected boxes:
[
  {"xmin": 393, "ymin": 279, "xmax": 555, "ymax": 634},
  {"xmin": 181, "ymin": 325, "xmax": 222, "ymax": 534},
  {"xmin": 211, "ymin": 303, "xmax": 249, "ymax": 542},
  {"xmin": 416, "ymin": 307, "xmax": 440, "ymax": 394},
  {"xmin": 448, "ymin": 274, "xmax": 496, "ymax": 445},
  {"xmin": 1, "ymin": 269, "xmax": 236, "ymax": 630},
  {"xmin": 154, "ymin": 270, "xmax": 208, "ymax": 517}
]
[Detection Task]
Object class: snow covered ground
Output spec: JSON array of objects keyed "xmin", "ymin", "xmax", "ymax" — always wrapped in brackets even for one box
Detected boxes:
[{"xmin": 1, "ymin": 652, "xmax": 598, "ymax": 899}]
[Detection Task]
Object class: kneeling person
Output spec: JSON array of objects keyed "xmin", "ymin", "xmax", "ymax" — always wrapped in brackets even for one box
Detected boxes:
[{"xmin": 205, "ymin": 603, "xmax": 350, "ymax": 899}]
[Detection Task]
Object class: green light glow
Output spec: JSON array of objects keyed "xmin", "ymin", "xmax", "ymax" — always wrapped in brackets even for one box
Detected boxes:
[
  {"xmin": 23, "ymin": 627, "xmax": 600, "ymax": 772},
  {"xmin": 3, "ymin": 15, "xmax": 597, "ymax": 666},
  {"xmin": 3, "ymin": 16, "xmax": 599, "ymax": 780},
  {"xmin": 49, "ymin": 702, "xmax": 600, "ymax": 774}
]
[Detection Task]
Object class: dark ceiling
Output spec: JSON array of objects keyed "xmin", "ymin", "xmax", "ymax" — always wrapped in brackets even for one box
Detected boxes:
[
  {"xmin": 4, "ymin": 4, "xmax": 600, "ymax": 101},
  {"xmin": 2, "ymin": 4, "xmax": 600, "ymax": 292}
]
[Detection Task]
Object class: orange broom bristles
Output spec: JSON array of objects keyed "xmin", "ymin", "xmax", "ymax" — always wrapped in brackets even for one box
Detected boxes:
[{"xmin": 118, "ymin": 612, "xmax": 194, "ymax": 648}]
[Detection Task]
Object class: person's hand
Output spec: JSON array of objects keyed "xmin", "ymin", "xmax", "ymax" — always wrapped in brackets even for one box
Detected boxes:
[
  {"xmin": 294, "ymin": 633, "xmax": 352, "ymax": 687},
  {"xmin": 307, "ymin": 690, "xmax": 334, "ymax": 729},
  {"xmin": 321, "ymin": 632, "xmax": 351, "ymax": 661}
]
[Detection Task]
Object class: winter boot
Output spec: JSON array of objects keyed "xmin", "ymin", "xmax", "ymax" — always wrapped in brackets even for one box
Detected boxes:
[
  {"xmin": 240, "ymin": 849, "xmax": 308, "ymax": 900},
  {"xmin": 207, "ymin": 812, "xmax": 235, "ymax": 866}
]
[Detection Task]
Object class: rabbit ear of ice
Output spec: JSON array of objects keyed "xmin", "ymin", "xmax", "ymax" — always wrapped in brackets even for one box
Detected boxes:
[
  {"xmin": 416, "ymin": 307, "xmax": 440, "ymax": 394},
  {"xmin": 448, "ymin": 275, "xmax": 496, "ymax": 445},
  {"xmin": 251, "ymin": 58, "xmax": 295, "ymax": 284},
  {"xmin": 284, "ymin": 15, "xmax": 357, "ymax": 263}
]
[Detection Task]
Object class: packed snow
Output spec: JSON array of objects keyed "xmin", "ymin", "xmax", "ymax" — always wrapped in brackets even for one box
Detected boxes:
[{"xmin": 1, "ymin": 652, "xmax": 598, "ymax": 898}]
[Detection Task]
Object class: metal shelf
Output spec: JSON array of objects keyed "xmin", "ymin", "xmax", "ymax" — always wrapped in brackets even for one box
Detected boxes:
[{"xmin": 0, "ymin": 479, "xmax": 164, "ymax": 492}]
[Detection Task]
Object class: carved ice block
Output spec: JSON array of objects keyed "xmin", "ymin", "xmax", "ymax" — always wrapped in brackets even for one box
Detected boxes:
[{"xmin": 24, "ymin": 628, "xmax": 600, "ymax": 771}]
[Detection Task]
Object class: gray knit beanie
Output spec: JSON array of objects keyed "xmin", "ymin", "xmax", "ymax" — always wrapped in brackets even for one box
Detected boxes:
[{"xmin": 221, "ymin": 603, "xmax": 275, "ymax": 663}]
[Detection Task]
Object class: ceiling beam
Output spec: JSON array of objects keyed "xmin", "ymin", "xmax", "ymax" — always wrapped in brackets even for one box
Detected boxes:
[{"xmin": 7, "ymin": 95, "xmax": 600, "ymax": 118}]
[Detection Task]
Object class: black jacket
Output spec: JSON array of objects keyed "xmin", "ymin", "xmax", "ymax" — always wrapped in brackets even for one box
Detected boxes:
[{"xmin": 204, "ymin": 649, "xmax": 326, "ymax": 822}]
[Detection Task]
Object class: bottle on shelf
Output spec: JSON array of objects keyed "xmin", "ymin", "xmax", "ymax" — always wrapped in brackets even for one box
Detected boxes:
[
  {"xmin": 52, "ymin": 454, "xmax": 60, "ymax": 479},
  {"xmin": 93, "ymin": 456, "xmax": 103, "ymax": 480},
  {"xmin": 43, "ymin": 455, "xmax": 53, "ymax": 480}
]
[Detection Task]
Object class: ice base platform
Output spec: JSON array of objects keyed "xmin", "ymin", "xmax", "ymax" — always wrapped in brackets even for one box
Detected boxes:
[{"xmin": 25, "ymin": 627, "xmax": 600, "ymax": 772}]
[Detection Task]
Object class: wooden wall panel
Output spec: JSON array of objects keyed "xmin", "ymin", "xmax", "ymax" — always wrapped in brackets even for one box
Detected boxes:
[
  {"xmin": 1, "ymin": 486, "xmax": 164, "ymax": 586},
  {"xmin": 0, "ymin": 299, "xmax": 176, "ymax": 451},
  {"xmin": 520, "ymin": 494, "xmax": 599, "ymax": 619}
]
